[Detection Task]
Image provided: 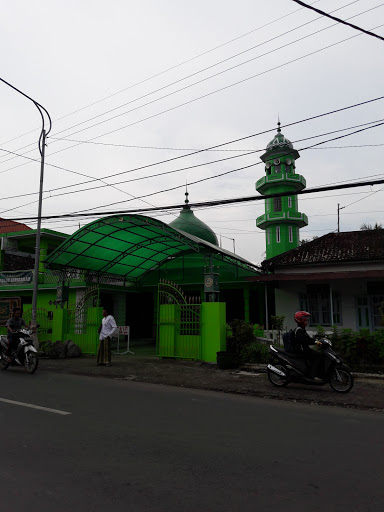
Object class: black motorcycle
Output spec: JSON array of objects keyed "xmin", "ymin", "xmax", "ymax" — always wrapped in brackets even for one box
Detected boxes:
[
  {"xmin": 267, "ymin": 338, "xmax": 354, "ymax": 393},
  {"xmin": 0, "ymin": 328, "xmax": 39, "ymax": 374}
]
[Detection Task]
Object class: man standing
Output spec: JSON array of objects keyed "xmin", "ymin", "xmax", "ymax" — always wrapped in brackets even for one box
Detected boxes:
[
  {"xmin": 97, "ymin": 307, "xmax": 117, "ymax": 366},
  {"xmin": 6, "ymin": 307, "xmax": 26, "ymax": 362}
]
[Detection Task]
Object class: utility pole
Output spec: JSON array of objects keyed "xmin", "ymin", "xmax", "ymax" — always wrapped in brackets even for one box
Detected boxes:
[
  {"xmin": 0, "ymin": 77, "xmax": 52, "ymax": 328},
  {"xmin": 337, "ymin": 203, "xmax": 340, "ymax": 232}
]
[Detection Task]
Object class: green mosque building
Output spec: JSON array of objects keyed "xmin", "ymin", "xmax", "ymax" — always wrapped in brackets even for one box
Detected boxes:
[{"xmin": 0, "ymin": 124, "xmax": 314, "ymax": 357}]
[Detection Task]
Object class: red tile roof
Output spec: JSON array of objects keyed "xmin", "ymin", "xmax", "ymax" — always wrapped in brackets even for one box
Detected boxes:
[
  {"xmin": 248, "ymin": 270, "xmax": 384, "ymax": 282},
  {"xmin": 263, "ymin": 230, "xmax": 384, "ymax": 268},
  {"xmin": 0, "ymin": 218, "xmax": 32, "ymax": 234}
]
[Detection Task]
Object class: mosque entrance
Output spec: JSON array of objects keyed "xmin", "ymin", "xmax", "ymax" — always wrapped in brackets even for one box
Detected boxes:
[{"xmin": 156, "ymin": 280, "xmax": 201, "ymax": 359}]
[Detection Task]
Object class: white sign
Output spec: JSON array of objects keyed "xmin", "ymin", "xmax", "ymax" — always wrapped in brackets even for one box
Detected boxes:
[{"xmin": 118, "ymin": 326, "xmax": 130, "ymax": 335}]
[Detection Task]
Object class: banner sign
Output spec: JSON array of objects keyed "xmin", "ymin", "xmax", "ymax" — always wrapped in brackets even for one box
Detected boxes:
[{"xmin": 0, "ymin": 271, "xmax": 33, "ymax": 285}]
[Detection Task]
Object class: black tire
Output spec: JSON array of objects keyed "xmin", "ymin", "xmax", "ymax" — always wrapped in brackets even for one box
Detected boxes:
[
  {"xmin": 24, "ymin": 351, "xmax": 38, "ymax": 374},
  {"xmin": 0, "ymin": 357, "xmax": 9, "ymax": 371},
  {"xmin": 268, "ymin": 364, "xmax": 288, "ymax": 387},
  {"xmin": 329, "ymin": 366, "xmax": 354, "ymax": 393}
]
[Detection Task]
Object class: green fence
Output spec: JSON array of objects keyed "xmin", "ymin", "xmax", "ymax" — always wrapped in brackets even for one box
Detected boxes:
[{"xmin": 157, "ymin": 303, "xmax": 201, "ymax": 359}]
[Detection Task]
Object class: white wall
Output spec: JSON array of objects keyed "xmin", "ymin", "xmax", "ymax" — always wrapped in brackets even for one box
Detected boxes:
[{"xmin": 274, "ymin": 278, "xmax": 369, "ymax": 331}]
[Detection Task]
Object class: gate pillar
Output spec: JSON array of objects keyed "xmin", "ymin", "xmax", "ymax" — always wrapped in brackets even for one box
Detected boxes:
[
  {"xmin": 201, "ymin": 302, "xmax": 226, "ymax": 362},
  {"xmin": 52, "ymin": 308, "xmax": 68, "ymax": 342}
]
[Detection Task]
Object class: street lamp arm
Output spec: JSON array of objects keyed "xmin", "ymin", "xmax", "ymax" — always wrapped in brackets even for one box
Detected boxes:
[
  {"xmin": 0, "ymin": 77, "xmax": 52, "ymax": 153},
  {"xmin": 0, "ymin": 75, "xmax": 52, "ymax": 327}
]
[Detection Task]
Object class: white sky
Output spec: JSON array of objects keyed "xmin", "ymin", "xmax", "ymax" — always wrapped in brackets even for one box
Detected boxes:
[{"xmin": 1, "ymin": 0, "xmax": 384, "ymax": 264}]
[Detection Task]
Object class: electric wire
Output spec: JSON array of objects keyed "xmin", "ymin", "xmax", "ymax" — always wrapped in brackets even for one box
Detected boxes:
[
  {"xmin": 1, "ymin": 115, "xmax": 384, "ymax": 217},
  {"xmin": 0, "ymin": 0, "xmax": 349, "ymax": 162},
  {"xmin": 291, "ymin": 0, "xmax": 384, "ymax": 41},
  {"xmin": 2, "ymin": 13, "xmax": 383, "ymax": 176},
  {"xmin": 0, "ymin": 0, "xmax": 321, "ymax": 151}
]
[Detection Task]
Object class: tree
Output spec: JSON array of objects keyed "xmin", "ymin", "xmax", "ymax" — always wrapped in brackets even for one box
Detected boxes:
[
  {"xmin": 360, "ymin": 223, "xmax": 383, "ymax": 230},
  {"xmin": 300, "ymin": 236, "xmax": 318, "ymax": 245}
]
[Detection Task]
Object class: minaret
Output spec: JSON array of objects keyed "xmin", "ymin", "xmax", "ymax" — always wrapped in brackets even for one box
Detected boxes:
[{"xmin": 256, "ymin": 121, "xmax": 308, "ymax": 259}]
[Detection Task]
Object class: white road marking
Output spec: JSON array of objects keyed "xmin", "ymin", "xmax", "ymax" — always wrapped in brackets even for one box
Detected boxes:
[{"xmin": 0, "ymin": 397, "xmax": 71, "ymax": 415}]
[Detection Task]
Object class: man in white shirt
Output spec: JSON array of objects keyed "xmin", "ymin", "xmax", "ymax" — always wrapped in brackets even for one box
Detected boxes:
[{"xmin": 97, "ymin": 308, "xmax": 117, "ymax": 366}]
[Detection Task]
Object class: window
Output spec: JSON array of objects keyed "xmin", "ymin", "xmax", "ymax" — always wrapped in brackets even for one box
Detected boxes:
[
  {"xmin": 273, "ymin": 197, "xmax": 282, "ymax": 212},
  {"xmin": 288, "ymin": 226, "xmax": 293, "ymax": 243},
  {"xmin": 288, "ymin": 197, "xmax": 292, "ymax": 208},
  {"xmin": 301, "ymin": 285, "xmax": 342, "ymax": 326},
  {"xmin": 276, "ymin": 226, "xmax": 280, "ymax": 243},
  {"xmin": 370, "ymin": 295, "xmax": 384, "ymax": 328}
]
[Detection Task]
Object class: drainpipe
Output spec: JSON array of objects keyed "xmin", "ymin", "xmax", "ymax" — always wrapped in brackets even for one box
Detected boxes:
[{"xmin": 264, "ymin": 283, "xmax": 269, "ymax": 331}]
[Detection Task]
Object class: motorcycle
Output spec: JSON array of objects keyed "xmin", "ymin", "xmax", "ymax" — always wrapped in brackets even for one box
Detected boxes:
[
  {"xmin": 0, "ymin": 328, "xmax": 39, "ymax": 374},
  {"xmin": 267, "ymin": 338, "xmax": 354, "ymax": 393}
]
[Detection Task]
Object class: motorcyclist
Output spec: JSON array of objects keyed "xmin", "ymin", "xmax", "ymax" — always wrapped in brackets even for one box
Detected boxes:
[
  {"xmin": 293, "ymin": 311, "xmax": 324, "ymax": 380},
  {"xmin": 5, "ymin": 307, "xmax": 26, "ymax": 362}
]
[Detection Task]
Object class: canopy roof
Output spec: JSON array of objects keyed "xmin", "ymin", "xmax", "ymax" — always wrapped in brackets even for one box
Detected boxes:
[{"xmin": 44, "ymin": 214, "xmax": 259, "ymax": 282}]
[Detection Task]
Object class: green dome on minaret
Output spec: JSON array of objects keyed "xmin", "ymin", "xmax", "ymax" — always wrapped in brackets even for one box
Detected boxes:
[
  {"xmin": 256, "ymin": 121, "xmax": 308, "ymax": 259},
  {"xmin": 169, "ymin": 191, "xmax": 218, "ymax": 246}
]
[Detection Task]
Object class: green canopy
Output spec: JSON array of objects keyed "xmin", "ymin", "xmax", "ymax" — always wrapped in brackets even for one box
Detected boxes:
[{"xmin": 44, "ymin": 214, "xmax": 259, "ymax": 282}]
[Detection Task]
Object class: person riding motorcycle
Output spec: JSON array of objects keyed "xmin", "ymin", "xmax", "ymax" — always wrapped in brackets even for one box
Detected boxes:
[
  {"xmin": 293, "ymin": 311, "xmax": 324, "ymax": 380},
  {"xmin": 5, "ymin": 307, "xmax": 27, "ymax": 363}
]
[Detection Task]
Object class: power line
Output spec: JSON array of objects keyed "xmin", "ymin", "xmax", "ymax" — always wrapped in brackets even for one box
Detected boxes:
[
  {"xmin": 1, "ymin": 116, "xmax": 383, "ymax": 217},
  {"xmin": 0, "ymin": 0, "xmax": 320, "ymax": 151},
  {"xmin": 68, "ymin": 120, "xmax": 384, "ymax": 214},
  {"xmin": 48, "ymin": 115, "xmax": 384, "ymax": 152},
  {"xmin": 46, "ymin": 1, "xmax": 364, "ymax": 140},
  {"xmin": 0, "ymin": 0, "xmax": 348, "ymax": 163},
  {"xmin": 291, "ymin": 0, "xmax": 384, "ymax": 41},
  {"xmin": 2, "ymin": 14, "xmax": 383, "ymax": 176},
  {"xmin": 6, "ymin": 176, "xmax": 384, "ymax": 224}
]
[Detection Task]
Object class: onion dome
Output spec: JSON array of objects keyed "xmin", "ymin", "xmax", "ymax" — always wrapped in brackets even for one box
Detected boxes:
[
  {"xmin": 261, "ymin": 121, "xmax": 300, "ymax": 162},
  {"xmin": 169, "ymin": 191, "xmax": 218, "ymax": 246}
]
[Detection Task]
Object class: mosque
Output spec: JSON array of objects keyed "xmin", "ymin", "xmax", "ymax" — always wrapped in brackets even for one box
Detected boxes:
[{"xmin": 0, "ymin": 123, "xmax": 314, "ymax": 349}]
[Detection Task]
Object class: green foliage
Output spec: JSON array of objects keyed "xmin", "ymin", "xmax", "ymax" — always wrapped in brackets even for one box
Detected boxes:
[
  {"xmin": 270, "ymin": 315, "xmax": 285, "ymax": 331},
  {"xmin": 226, "ymin": 319, "xmax": 255, "ymax": 358},
  {"xmin": 241, "ymin": 341, "xmax": 270, "ymax": 364},
  {"xmin": 330, "ymin": 328, "xmax": 384, "ymax": 366},
  {"xmin": 226, "ymin": 319, "xmax": 269, "ymax": 364},
  {"xmin": 314, "ymin": 325, "xmax": 326, "ymax": 338}
]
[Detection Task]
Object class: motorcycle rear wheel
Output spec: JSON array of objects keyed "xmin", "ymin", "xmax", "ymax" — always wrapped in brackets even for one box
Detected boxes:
[
  {"xmin": 329, "ymin": 366, "xmax": 354, "ymax": 393},
  {"xmin": 24, "ymin": 352, "xmax": 38, "ymax": 374},
  {"xmin": 268, "ymin": 364, "xmax": 288, "ymax": 387},
  {"xmin": 0, "ymin": 357, "xmax": 9, "ymax": 370}
]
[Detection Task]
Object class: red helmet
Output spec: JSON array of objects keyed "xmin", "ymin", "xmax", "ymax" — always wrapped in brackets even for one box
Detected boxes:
[{"xmin": 294, "ymin": 311, "xmax": 311, "ymax": 325}]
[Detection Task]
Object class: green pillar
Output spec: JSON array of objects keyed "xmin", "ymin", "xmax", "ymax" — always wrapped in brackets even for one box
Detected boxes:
[
  {"xmin": 52, "ymin": 308, "xmax": 68, "ymax": 342},
  {"xmin": 201, "ymin": 302, "xmax": 226, "ymax": 362},
  {"xmin": 243, "ymin": 287, "xmax": 250, "ymax": 322}
]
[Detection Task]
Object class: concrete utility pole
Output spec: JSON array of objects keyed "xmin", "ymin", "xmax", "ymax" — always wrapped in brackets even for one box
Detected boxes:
[{"xmin": 0, "ymin": 77, "xmax": 52, "ymax": 327}]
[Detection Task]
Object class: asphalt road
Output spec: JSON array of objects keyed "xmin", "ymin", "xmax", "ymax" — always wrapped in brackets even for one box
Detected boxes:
[{"xmin": 1, "ymin": 367, "xmax": 383, "ymax": 512}]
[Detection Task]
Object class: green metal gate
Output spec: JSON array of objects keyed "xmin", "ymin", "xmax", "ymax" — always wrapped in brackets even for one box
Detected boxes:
[
  {"xmin": 64, "ymin": 286, "xmax": 102, "ymax": 354},
  {"xmin": 157, "ymin": 280, "xmax": 201, "ymax": 359},
  {"xmin": 23, "ymin": 307, "xmax": 53, "ymax": 343}
]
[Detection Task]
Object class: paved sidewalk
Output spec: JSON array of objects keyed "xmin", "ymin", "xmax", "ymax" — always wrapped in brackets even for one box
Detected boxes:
[{"xmin": 38, "ymin": 354, "xmax": 384, "ymax": 412}]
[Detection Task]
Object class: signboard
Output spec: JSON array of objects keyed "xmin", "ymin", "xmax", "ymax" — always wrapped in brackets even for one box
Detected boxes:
[
  {"xmin": 0, "ymin": 297, "xmax": 21, "ymax": 325},
  {"xmin": 0, "ymin": 271, "xmax": 33, "ymax": 285},
  {"xmin": 118, "ymin": 326, "xmax": 130, "ymax": 335}
]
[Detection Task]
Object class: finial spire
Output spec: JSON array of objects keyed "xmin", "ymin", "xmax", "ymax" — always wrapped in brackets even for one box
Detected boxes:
[
  {"xmin": 183, "ymin": 182, "xmax": 190, "ymax": 209},
  {"xmin": 277, "ymin": 114, "xmax": 281, "ymax": 133}
]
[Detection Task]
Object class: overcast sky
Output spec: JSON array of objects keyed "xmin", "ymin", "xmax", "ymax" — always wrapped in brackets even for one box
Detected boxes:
[{"xmin": 1, "ymin": 0, "xmax": 384, "ymax": 264}]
